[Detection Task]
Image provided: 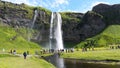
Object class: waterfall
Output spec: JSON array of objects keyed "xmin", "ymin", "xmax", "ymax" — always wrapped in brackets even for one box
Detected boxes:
[
  {"xmin": 28, "ymin": 10, "xmax": 38, "ymax": 41},
  {"xmin": 31, "ymin": 10, "xmax": 38, "ymax": 29},
  {"xmin": 55, "ymin": 12, "xmax": 64, "ymax": 49},
  {"xmin": 49, "ymin": 12, "xmax": 54, "ymax": 49},
  {"xmin": 49, "ymin": 12, "xmax": 64, "ymax": 50}
]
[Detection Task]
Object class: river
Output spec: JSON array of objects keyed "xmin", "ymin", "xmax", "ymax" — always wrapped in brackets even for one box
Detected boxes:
[{"xmin": 44, "ymin": 53, "xmax": 120, "ymax": 68}]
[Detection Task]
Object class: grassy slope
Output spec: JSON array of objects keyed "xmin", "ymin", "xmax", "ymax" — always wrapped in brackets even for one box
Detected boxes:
[
  {"xmin": 62, "ymin": 49, "xmax": 120, "ymax": 61},
  {"xmin": 0, "ymin": 25, "xmax": 40, "ymax": 53},
  {"xmin": 0, "ymin": 54, "xmax": 55, "ymax": 68},
  {"xmin": 76, "ymin": 25, "xmax": 120, "ymax": 47},
  {"xmin": 98, "ymin": 25, "xmax": 120, "ymax": 45},
  {"xmin": 102, "ymin": 25, "xmax": 120, "ymax": 37}
]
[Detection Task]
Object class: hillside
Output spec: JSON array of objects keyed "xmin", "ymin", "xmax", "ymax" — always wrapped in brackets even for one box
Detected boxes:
[
  {"xmin": 0, "ymin": 23, "xmax": 40, "ymax": 50},
  {"xmin": 75, "ymin": 4, "xmax": 120, "ymax": 48},
  {"xmin": 76, "ymin": 25, "xmax": 120, "ymax": 48}
]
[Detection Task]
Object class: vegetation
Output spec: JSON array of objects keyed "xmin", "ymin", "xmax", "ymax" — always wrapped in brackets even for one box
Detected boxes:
[
  {"xmin": 76, "ymin": 25, "xmax": 120, "ymax": 48},
  {"xmin": 64, "ymin": 42, "xmax": 78, "ymax": 48},
  {"xmin": 0, "ymin": 1, "xmax": 51, "ymax": 19},
  {"xmin": 35, "ymin": 6, "xmax": 51, "ymax": 16},
  {"xmin": 61, "ymin": 48, "xmax": 120, "ymax": 61},
  {"xmin": 0, "ymin": 54, "xmax": 55, "ymax": 68},
  {"xmin": 61, "ymin": 12, "xmax": 81, "ymax": 23},
  {"xmin": 87, "ymin": 11, "xmax": 103, "ymax": 18},
  {"xmin": 0, "ymin": 24, "xmax": 41, "ymax": 53},
  {"xmin": 0, "ymin": 54, "xmax": 18, "ymax": 58}
]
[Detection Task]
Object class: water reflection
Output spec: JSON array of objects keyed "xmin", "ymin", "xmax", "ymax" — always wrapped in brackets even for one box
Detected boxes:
[
  {"xmin": 44, "ymin": 54, "xmax": 120, "ymax": 68},
  {"xmin": 64, "ymin": 59, "xmax": 120, "ymax": 68},
  {"xmin": 44, "ymin": 53, "xmax": 65, "ymax": 68}
]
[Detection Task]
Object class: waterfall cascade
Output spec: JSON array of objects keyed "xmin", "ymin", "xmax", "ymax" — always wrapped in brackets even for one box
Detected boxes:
[
  {"xmin": 49, "ymin": 12, "xmax": 64, "ymax": 50},
  {"xmin": 31, "ymin": 10, "xmax": 38, "ymax": 29},
  {"xmin": 28, "ymin": 10, "xmax": 38, "ymax": 41}
]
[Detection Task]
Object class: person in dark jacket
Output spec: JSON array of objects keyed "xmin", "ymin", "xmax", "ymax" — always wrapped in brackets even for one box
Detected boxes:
[{"xmin": 23, "ymin": 52, "xmax": 27, "ymax": 59}]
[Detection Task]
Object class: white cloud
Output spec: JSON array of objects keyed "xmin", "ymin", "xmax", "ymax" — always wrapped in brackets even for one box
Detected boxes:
[
  {"xmin": 2, "ymin": 0, "xmax": 69, "ymax": 7},
  {"xmin": 80, "ymin": 1, "xmax": 110, "ymax": 13},
  {"xmin": 2, "ymin": 0, "xmax": 69, "ymax": 12},
  {"xmin": 51, "ymin": 0, "xmax": 69, "ymax": 8},
  {"xmin": 63, "ymin": 9, "xmax": 80, "ymax": 12}
]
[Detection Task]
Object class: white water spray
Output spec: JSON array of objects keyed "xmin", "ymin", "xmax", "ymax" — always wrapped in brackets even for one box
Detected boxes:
[
  {"xmin": 49, "ymin": 12, "xmax": 54, "ymax": 49},
  {"xmin": 55, "ymin": 13, "xmax": 64, "ymax": 49},
  {"xmin": 49, "ymin": 12, "xmax": 64, "ymax": 49}
]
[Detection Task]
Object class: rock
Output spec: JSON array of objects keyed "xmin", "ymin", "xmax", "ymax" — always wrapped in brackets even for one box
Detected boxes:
[
  {"xmin": 92, "ymin": 3, "xmax": 120, "ymax": 25},
  {"xmin": 76, "ymin": 11, "xmax": 106, "ymax": 41},
  {"xmin": 0, "ymin": 0, "xmax": 120, "ymax": 46},
  {"xmin": 62, "ymin": 12, "xmax": 84, "ymax": 42}
]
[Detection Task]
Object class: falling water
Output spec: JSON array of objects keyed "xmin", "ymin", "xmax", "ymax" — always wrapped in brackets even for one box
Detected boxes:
[
  {"xmin": 55, "ymin": 12, "xmax": 64, "ymax": 49},
  {"xmin": 49, "ymin": 12, "xmax": 54, "ymax": 49},
  {"xmin": 49, "ymin": 12, "xmax": 64, "ymax": 50},
  {"xmin": 28, "ymin": 10, "xmax": 38, "ymax": 41},
  {"xmin": 31, "ymin": 10, "xmax": 38, "ymax": 29}
]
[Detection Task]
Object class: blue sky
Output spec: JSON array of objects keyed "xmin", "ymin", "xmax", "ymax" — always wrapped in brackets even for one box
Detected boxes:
[{"xmin": 2, "ymin": 0, "xmax": 120, "ymax": 13}]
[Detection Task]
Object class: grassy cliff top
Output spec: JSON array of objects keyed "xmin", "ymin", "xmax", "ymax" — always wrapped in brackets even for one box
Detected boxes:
[{"xmin": 0, "ymin": 1, "xmax": 51, "ymax": 19}]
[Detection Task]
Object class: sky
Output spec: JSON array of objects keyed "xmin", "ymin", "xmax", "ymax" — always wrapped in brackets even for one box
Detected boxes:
[{"xmin": 2, "ymin": 0, "xmax": 120, "ymax": 13}]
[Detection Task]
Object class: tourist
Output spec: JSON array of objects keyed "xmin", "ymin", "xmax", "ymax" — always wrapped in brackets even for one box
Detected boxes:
[
  {"xmin": 13, "ymin": 50, "xmax": 16, "ymax": 55},
  {"xmin": 23, "ymin": 52, "xmax": 27, "ymax": 59}
]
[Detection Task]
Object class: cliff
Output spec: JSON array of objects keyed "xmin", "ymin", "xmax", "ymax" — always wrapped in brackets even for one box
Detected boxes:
[
  {"xmin": 61, "ymin": 12, "xmax": 83, "ymax": 43},
  {"xmin": 0, "ymin": 1, "xmax": 51, "ymax": 46},
  {"xmin": 0, "ymin": 0, "xmax": 120, "ymax": 47},
  {"xmin": 76, "ymin": 3, "xmax": 120, "ymax": 47},
  {"xmin": 92, "ymin": 3, "xmax": 120, "ymax": 25},
  {"xmin": 0, "ymin": 1, "xmax": 83, "ymax": 46}
]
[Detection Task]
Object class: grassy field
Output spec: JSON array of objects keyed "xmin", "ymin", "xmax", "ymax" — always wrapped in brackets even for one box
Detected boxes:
[
  {"xmin": 61, "ymin": 49, "xmax": 120, "ymax": 61},
  {"xmin": 0, "ymin": 54, "xmax": 55, "ymax": 68},
  {"xmin": 0, "ymin": 24, "xmax": 54, "ymax": 68}
]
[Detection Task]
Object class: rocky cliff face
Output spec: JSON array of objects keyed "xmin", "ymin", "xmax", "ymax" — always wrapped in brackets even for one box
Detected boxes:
[
  {"xmin": 0, "ymin": 1, "xmax": 51, "ymax": 46},
  {"xmin": 61, "ymin": 12, "xmax": 84, "ymax": 42},
  {"xmin": 92, "ymin": 3, "xmax": 120, "ymax": 25},
  {"xmin": 72, "ymin": 3, "xmax": 120, "ymax": 43},
  {"xmin": 0, "ymin": 1, "xmax": 84, "ymax": 45},
  {"xmin": 76, "ymin": 11, "xmax": 106, "ymax": 41},
  {"xmin": 0, "ymin": 0, "xmax": 120, "ymax": 46},
  {"xmin": 0, "ymin": 1, "xmax": 51, "ymax": 27}
]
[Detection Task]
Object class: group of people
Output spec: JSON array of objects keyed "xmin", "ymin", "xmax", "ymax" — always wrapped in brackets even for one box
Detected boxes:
[
  {"xmin": 9, "ymin": 49, "xmax": 29, "ymax": 59},
  {"xmin": 10, "ymin": 49, "xmax": 16, "ymax": 55},
  {"xmin": 39, "ymin": 48, "xmax": 75, "ymax": 55},
  {"xmin": 110, "ymin": 45, "xmax": 120, "ymax": 49}
]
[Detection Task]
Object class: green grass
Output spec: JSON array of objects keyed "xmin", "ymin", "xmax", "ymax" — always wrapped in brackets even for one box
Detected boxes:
[
  {"xmin": 61, "ymin": 12, "xmax": 81, "ymax": 23},
  {"xmin": 0, "ymin": 1, "xmax": 51, "ymax": 19},
  {"xmin": 0, "ymin": 54, "xmax": 55, "ymax": 68},
  {"xmin": 76, "ymin": 25, "xmax": 120, "ymax": 47},
  {"xmin": 0, "ymin": 54, "xmax": 18, "ymax": 58},
  {"xmin": 0, "ymin": 25, "xmax": 41, "ymax": 54},
  {"xmin": 61, "ymin": 49, "xmax": 120, "ymax": 61}
]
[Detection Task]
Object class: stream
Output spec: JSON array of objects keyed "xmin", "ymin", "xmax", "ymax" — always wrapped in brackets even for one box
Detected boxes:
[{"xmin": 44, "ymin": 53, "xmax": 120, "ymax": 68}]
